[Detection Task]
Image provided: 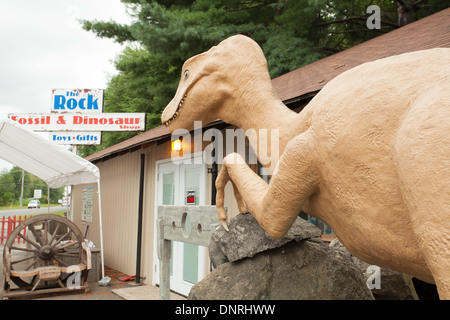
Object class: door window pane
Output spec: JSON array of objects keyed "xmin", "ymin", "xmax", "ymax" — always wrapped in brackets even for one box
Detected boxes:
[
  {"xmin": 183, "ymin": 168, "xmax": 199, "ymax": 283},
  {"xmin": 162, "ymin": 171, "xmax": 175, "ymax": 276},
  {"xmin": 162, "ymin": 172, "xmax": 174, "ymax": 205}
]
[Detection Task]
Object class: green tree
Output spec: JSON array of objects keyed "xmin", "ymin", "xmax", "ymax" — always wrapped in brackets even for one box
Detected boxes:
[
  {"xmin": 0, "ymin": 167, "xmax": 64, "ymax": 207},
  {"xmin": 0, "ymin": 169, "xmax": 16, "ymax": 206},
  {"xmin": 79, "ymin": 0, "xmax": 448, "ymax": 156}
]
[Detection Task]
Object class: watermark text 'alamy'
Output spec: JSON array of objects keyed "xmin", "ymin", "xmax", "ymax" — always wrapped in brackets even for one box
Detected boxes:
[{"xmin": 170, "ymin": 121, "xmax": 280, "ymax": 172}]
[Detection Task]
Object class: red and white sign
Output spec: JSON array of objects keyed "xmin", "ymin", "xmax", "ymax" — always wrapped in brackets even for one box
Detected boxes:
[
  {"xmin": 186, "ymin": 189, "xmax": 196, "ymax": 204},
  {"xmin": 8, "ymin": 113, "xmax": 146, "ymax": 132}
]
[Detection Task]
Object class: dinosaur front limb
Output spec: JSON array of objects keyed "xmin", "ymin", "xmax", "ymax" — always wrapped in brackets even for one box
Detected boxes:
[
  {"xmin": 216, "ymin": 130, "xmax": 320, "ymax": 238},
  {"xmin": 216, "ymin": 154, "xmax": 253, "ymax": 231}
]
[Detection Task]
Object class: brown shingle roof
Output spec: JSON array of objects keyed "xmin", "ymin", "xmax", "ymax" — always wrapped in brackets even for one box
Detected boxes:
[
  {"xmin": 86, "ymin": 120, "xmax": 226, "ymax": 162},
  {"xmin": 87, "ymin": 8, "xmax": 450, "ymax": 163},
  {"xmin": 272, "ymin": 7, "xmax": 450, "ymax": 103},
  {"xmin": 85, "ymin": 124, "xmax": 170, "ymax": 162}
]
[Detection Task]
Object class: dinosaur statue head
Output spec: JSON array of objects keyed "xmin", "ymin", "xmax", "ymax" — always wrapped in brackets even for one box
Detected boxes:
[{"xmin": 162, "ymin": 35, "xmax": 272, "ymax": 132}]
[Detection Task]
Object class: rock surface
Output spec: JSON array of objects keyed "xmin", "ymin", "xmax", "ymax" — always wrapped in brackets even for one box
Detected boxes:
[
  {"xmin": 209, "ymin": 213, "xmax": 322, "ymax": 268},
  {"xmin": 189, "ymin": 213, "xmax": 374, "ymax": 300},
  {"xmin": 190, "ymin": 240, "xmax": 374, "ymax": 300},
  {"xmin": 329, "ymin": 238, "xmax": 416, "ymax": 300}
]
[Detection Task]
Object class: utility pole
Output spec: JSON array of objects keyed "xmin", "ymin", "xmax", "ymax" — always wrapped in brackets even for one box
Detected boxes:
[{"xmin": 20, "ymin": 169, "xmax": 24, "ymax": 207}]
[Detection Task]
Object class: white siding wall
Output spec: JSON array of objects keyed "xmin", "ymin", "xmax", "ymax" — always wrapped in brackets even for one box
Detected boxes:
[{"xmin": 72, "ymin": 147, "xmax": 156, "ymax": 282}]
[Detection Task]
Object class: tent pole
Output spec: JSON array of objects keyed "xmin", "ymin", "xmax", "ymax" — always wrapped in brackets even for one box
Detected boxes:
[
  {"xmin": 66, "ymin": 183, "xmax": 69, "ymax": 219},
  {"xmin": 48, "ymin": 185, "xmax": 50, "ymax": 214},
  {"xmin": 97, "ymin": 180, "xmax": 105, "ymax": 279},
  {"xmin": 20, "ymin": 170, "xmax": 24, "ymax": 207}
]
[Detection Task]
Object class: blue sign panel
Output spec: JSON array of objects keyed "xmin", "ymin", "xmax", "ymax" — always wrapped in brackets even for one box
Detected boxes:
[{"xmin": 51, "ymin": 89, "xmax": 104, "ymax": 113}]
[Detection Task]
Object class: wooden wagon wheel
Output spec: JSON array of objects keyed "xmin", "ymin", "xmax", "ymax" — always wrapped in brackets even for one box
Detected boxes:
[{"xmin": 3, "ymin": 214, "xmax": 88, "ymax": 294}]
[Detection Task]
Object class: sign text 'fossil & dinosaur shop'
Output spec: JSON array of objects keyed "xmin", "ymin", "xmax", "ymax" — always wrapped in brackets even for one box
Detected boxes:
[{"xmin": 8, "ymin": 113, "xmax": 146, "ymax": 131}]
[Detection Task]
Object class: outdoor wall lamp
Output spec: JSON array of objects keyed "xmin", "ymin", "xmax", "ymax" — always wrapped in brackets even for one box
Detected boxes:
[{"xmin": 172, "ymin": 137, "xmax": 183, "ymax": 154}]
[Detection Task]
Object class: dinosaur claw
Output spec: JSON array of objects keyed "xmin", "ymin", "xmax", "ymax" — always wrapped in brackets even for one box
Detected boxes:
[{"xmin": 220, "ymin": 219, "xmax": 229, "ymax": 232}]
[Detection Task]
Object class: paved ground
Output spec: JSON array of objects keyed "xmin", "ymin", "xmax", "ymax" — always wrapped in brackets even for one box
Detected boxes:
[{"xmin": 1, "ymin": 264, "xmax": 186, "ymax": 300}]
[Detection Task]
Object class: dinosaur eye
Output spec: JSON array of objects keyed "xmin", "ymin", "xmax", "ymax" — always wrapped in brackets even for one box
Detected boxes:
[{"xmin": 184, "ymin": 70, "xmax": 189, "ymax": 78}]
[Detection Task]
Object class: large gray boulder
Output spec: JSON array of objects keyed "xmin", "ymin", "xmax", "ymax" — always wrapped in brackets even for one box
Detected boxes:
[
  {"xmin": 189, "ymin": 214, "xmax": 374, "ymax": 300},
  {"xmin": 329, "ymin": 238, "xmax": 416, "ymax": 300},
  {"xmin": 209, "ymin": 213, "xmax": 322, "ymax": 268}
]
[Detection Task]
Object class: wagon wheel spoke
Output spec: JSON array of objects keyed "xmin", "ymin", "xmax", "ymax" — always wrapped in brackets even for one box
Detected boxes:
[
  {"xmin": 11, "ymin": 254, "xmax": 38, "ymax": 265},
  {"xmin": 54, "ymin": 252, "xmax": 81, "ymax": 258},
  {"xmin": 48, "ymin": 221, "xmax": 61, "ymax": 245},
  {"xmin": 10, "ymin": 246, "xmax": 38, "ymax": 253},
  {"xmin": 30, "ymin": 275, "xmax": 38, "ymax": 286},
  {"xmin": 24, "ymin": 257, "xmax": 40, "ymax": 271},
  {"xmin": 51, "ymin": 230, "xmax": 72, "ymax": 248},
  {"xmin": 17, "ymin": 233, "xmax": 41, "ymax": 249},
  {"xmin": 28, "ymin": 224, "xmax": 44, "ymax": 247},
  {"xmin": 51, "ymin": 256, "xmax": 69, "ymax": 267},
  {"xmin": 43, "ymin": 219, "xmax": 49, "ymax": 244},
  {"xmin": 54, "ymin": 240, "xmax": 78, "ymax": 250}
]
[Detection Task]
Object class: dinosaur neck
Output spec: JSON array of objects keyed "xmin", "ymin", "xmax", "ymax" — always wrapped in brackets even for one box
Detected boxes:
[
  {"xmin": 237, "ymin": 100, "xmax": 300, "ymax": 149},
  {"xmin": 219, "ymin": 86, "xmax": 305, "ymax": 172}
]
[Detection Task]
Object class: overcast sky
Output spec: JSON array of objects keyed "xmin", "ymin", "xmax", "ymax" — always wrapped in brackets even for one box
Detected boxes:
[{"xmin": 0, "ymin": 0, "xmax": 132, "ymax": 171}]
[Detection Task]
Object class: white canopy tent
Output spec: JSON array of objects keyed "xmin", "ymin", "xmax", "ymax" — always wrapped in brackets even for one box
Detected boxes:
[{"xmin": 0, "ymin": 120, "xmax": 106, "ymax": 279}]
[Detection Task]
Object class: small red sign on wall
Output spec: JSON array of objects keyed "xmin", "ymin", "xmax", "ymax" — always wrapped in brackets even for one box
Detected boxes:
[{"xmin": 186, "ymin": 190, "xmax": 195, "ymax": 204}]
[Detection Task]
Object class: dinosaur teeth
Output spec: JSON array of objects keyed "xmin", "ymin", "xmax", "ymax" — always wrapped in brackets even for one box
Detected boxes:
[{"xmin": 165, "ymin": 93, "xmax": 186, "ymax": 127}]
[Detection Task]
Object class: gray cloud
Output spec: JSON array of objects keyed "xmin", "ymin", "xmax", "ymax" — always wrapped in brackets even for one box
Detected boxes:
[{"xmin": 0, "ymin": 0, "xmax": 131, "ymax": 170}]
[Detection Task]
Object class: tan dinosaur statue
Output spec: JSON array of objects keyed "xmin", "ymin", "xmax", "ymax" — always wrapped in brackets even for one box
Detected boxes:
[{"xmin": 161, "ymin": 35, "xmax": 450, "ymax": 299}]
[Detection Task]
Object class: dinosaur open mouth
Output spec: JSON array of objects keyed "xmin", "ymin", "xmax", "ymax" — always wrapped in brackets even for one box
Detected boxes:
[{"xmin": 164, "ymin": 93, "xmax": 187, "ymax": 127}]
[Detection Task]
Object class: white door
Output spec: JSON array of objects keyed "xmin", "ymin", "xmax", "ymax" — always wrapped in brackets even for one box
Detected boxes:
[{"xmin": 154, "ymin": 160, "xmax": 206, "ymax": 296}]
